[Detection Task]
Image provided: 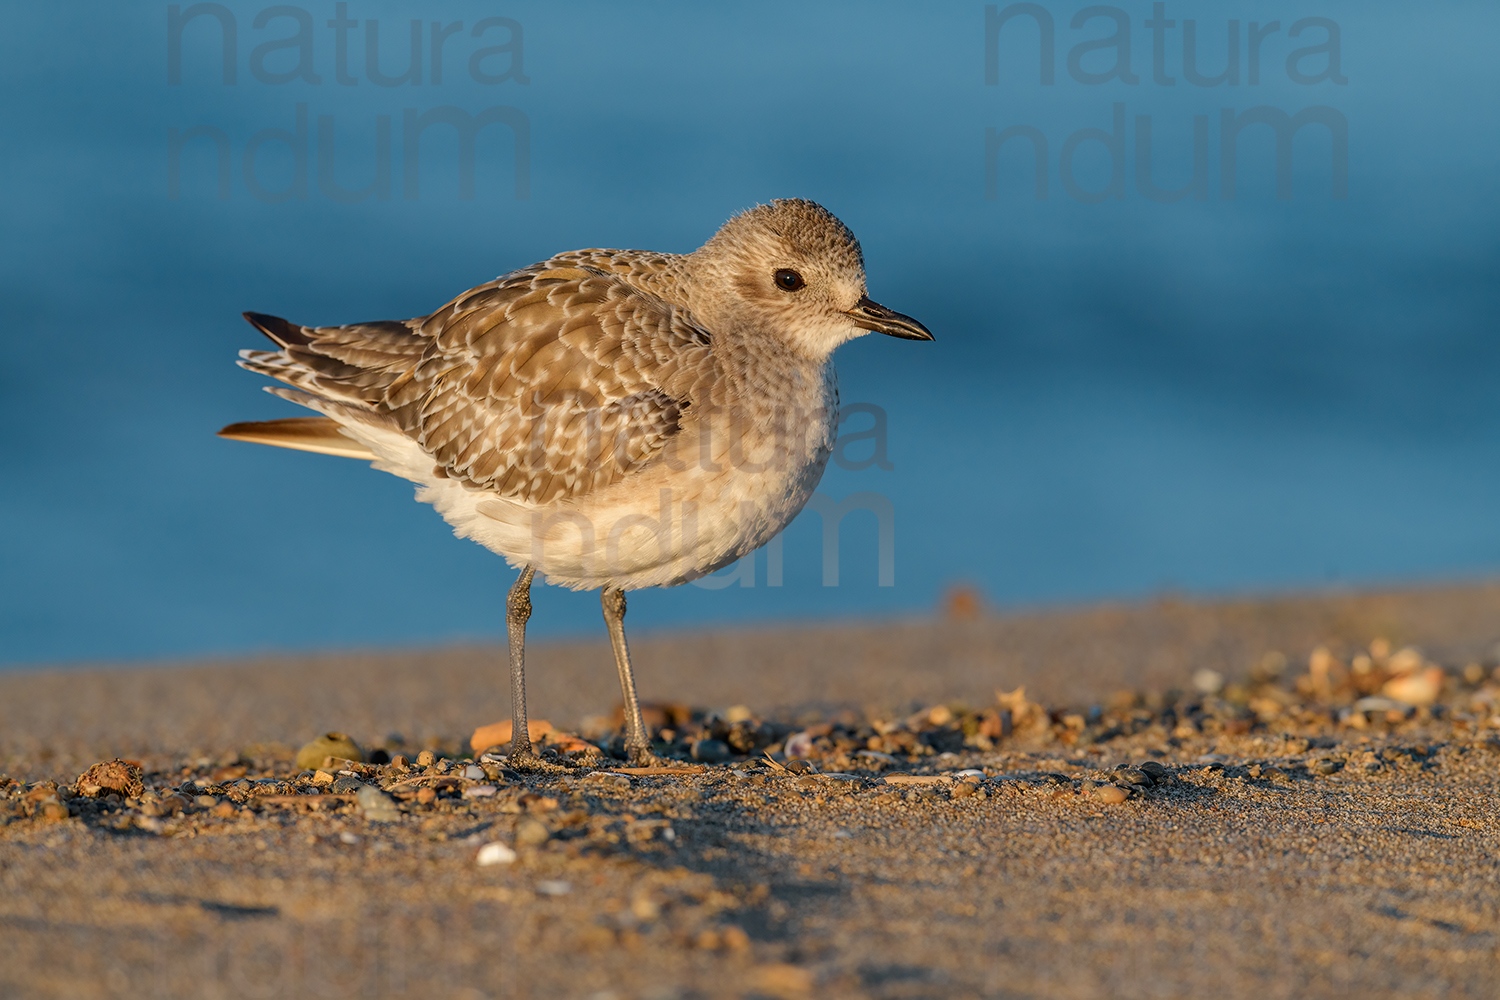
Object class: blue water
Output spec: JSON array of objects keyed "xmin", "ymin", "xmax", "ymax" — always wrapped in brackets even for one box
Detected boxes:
[{"xmin": 3, "ymin": 2, "xmax": 1498, "ymax": 666}]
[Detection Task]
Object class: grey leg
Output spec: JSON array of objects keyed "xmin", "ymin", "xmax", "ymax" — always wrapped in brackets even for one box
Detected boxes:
[
  {"xmin": 504, "ymin": 567, "xmax": 567, "ymax": 773},
  {"xmin": 601, "ymin": 587, "xmax": 663, "ymax": 766},
  {"xmin": 506, "ymin": 566, "xmax": 536, "ymax": 759}
]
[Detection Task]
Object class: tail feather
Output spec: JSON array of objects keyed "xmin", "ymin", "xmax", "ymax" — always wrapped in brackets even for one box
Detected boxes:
[
  {"xmin": 242, "ymin": 311, "xmax": 313, "ymax": 348},
  {"xmin": 217, "ymin": 416, "xmax": 376, "ymax": 460}
]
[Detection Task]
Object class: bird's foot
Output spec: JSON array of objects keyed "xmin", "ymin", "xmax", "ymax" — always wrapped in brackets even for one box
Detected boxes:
[
  {"xmin": 504, "ymin": 748, "xmax": 573, "ymax": 775},
  {"xmin": 625, "ymin": 745, "xmax": 675, "ymax": 769}
]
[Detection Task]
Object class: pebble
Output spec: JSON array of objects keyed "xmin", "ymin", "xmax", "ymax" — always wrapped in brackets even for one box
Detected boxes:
[
  {"xmin": 1138, "ymin": 761, "xmax": 1169, "ymax": 781},
  {"xmin": 582, "ymin": 773, "xmax": 632, "ymax": 791},
  {"xmin": 1383, "ymin": 666, "xmax": 1444, "ymax": 706},
  {"xmin": 463, "ymin": 784, "xmax": 499, "ymax": 799},
  {"xmin": 356, "ymin": 785, "xmax": 401, "ymax": 822},
  {"xmin": 329, "ymin": 775, "xmax": 364, "ymax": 795},
  {"xmin": 1313, "ymin": 758, "xmax": 1342, "ymax": 776},
  {"xmin": 416, "ymin": 750, "xmax": 437, "ymax": 767},
  {"xmin": 691, "ymin": 738, "xmax": 732, "ymax": 763},
  {"xmin": 535, "ymin": 880, "xmax": 572, "ymax": 896},
  {"xmin": 295, "ymin": 732, "xmax": 363, "ymax": 771},
  {"xmin": 514, "ymin": 817, "xmax": 551, "ymax": 847},
  {"xmin": 476, "ymin": 842, "xmax": 517, "ymax": 866},
  {"xmin": 1114, "ymin": 766, "xmax": 1153, "ymax": 788},
  {"xmin": 1094, "ymin": 785, "xmax": 1130, "ymax": 804},
  {"xmin": 415, "ymin": 787, "xmax": 437, "ymax": 805},
  {"xmin": 463, "ymin": 764, "xmax": 486, "ymax": 781}
]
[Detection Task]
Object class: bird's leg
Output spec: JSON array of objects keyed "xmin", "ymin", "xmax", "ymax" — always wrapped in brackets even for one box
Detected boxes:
[
  {"xmin": 602, "ymin": 587, "xmax": 667, "ymax": 767},
  {"xmin": 505, "ymin": 567, "xmax": 565, "ymax": 774}
]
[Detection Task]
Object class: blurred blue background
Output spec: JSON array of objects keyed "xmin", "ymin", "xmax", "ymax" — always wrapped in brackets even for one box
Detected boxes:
[{"xmin": 2, "ymin": 1, "xmax": 1497, "ymax": 666}]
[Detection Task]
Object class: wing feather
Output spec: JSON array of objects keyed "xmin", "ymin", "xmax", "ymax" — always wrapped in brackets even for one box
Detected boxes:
[{"xmin": 238, "ymin": 262, "xmax": 714, "ymax": 506}]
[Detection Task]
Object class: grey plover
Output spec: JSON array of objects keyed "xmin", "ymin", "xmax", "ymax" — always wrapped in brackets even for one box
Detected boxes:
[{"xmin": 220, "ymin": 199, "xmax": 932, "ymax": 768}]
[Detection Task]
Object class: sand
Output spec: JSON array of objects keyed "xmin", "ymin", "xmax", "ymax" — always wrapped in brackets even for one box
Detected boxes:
[{"xmin": 2, "ymin": 582, "xmax": 1499, "ymax": 999}]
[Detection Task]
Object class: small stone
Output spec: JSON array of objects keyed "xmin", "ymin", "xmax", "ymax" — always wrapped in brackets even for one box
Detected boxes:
[
  {"xmin": 535, "ymin": 880, "xmax": 571, "ymax": 896},
  {"xmin": 416, "ymin": 750, "xmax": 437, "ymax": 767},
  {"xmin": 749, "ymin": 964, "xmax": 813, "ymax": 997},
  {"xmin": 194, "ymin": 795, "xmax": 218, "ymax": 809},
  {"xmin": 721, "ymin": 925, "xmax": 751, "ymax": 951},
  {"xmin": 691, "ymin": 738, "xmax": 732, "ymax": 763},
  {"xmin": 330, "ymin": 775, "xmax": 364, "ymax": 795},
  {"xmin": 951, "ymin": 781, "xmax": 978, "ymax": 799},
  {"xmin": 694, "ymin": 929, "xmax": 723, "ymax": 950},
  {"xmin": 1313, "ymin": 758, "xmax": 1342, "ymax": 776},
  {"xmin": 1192, "ymin": 669, "xmax": 1225, "ymax": 695},
  {"xmin": 295, "ymin": 733, "xmax": 363, "ymax": 771},
  {"xmin": 1094, "ymin": 785, "xmax": 1130, "ymax": 804},
  {"xmin": 356, "ymin": 785, "xmax": 401, "ymax": 822},
  {"xmin": 476, "ymin": 842, "xmax": 517, "ymax": 866},
  {"xmin": 40, "ymin": 801, "xmax": 70, "ymax": 822},
  {"xmin": 1138, "ymin": 761, "xmax": 1169, "ymax": 781},
  {"xmin": 211, "ymin": 802, "xmax": 237, "ymax": 819},
  {"xmin": 463, "ymin": 784, "xmax": 499, "ymax": 799},
  {"xmin": 1115, "ymin": 766, "xmax": 1153, "ymax": 788},
  {"xmin": 1383, "ymin": 667, "xmax": 1444, "ymax": 707},
  {"xmin": 311, "ymin": 769, "xmax": 335, "ymax": 786},
  {"xmin": 463, "ymin": 764, "xmax": 486, "ymax": 781},
  {"xmin": 514, "ymin": 817, "xmax": 551, "ymax": 847},
  {"xmin": 415, "ymin": 787, "xmax": 437, "ymax": 805}
]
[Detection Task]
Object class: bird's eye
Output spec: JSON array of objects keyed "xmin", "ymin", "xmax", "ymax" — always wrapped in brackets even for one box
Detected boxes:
[{"xmin": 773, "ymin": 269, "xmax": 805, "ymax": 292}]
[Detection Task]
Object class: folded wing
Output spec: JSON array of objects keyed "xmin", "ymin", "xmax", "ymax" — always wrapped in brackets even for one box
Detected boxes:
[{"xmin": 233, "ymin": 264, "xmax": 715, "ymax": 507}]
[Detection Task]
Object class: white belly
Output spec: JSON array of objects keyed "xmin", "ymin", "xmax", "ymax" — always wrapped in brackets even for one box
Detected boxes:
[{"xmin": 346, "ymin": 379, "xmax": 837, "ymax": 591}]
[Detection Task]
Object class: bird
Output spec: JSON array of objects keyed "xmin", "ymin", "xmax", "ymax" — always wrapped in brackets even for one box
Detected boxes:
[{"xmin": 219, "ymin": 198, "xmax": 932, "ymax": 770}]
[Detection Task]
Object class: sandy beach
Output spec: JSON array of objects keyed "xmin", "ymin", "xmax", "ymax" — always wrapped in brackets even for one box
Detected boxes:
[{"xmin": 3, "ymin": 582, "xmax": 1499, "ymax": 999}]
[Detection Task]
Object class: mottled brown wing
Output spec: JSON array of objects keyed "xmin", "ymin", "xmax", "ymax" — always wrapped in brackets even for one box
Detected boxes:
[
  {"xmin": 242, "ymin": 265, "xmax": 715, "ymax": 506},
  {"xmin": 396, "ymin": 266, "xmax": 714, "ymax": 504}
]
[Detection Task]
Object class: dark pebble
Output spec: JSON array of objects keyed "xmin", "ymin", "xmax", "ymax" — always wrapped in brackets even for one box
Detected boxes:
[
  {"xmin": 691, "ymin": 739, "xmax": 732, "ymax": 763},
  {"xmin": 330, "ymin": 775, "xmax": 365, "ymax": 795}
]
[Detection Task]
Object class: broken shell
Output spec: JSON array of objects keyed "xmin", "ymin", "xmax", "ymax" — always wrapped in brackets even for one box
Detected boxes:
[
  {"xmin": 469, "ymin": 719, "xmax": 553, "ymax": 754},
  {"xmin": 76, "ymin": 759, "xmax": 144, "ymax": 799},
  {"xmin": 295, "ymin": 733, "xmax": 363, "ymax": 771}
]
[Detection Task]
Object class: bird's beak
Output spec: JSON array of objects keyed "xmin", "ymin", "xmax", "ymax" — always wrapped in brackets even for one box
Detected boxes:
[{"xmin": 845, "ymin": 296, "xmax": 934, "ymax": 341}]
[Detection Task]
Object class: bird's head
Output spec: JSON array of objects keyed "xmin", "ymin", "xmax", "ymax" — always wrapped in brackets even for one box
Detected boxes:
[{"xmin": 690, "ymin": 199, "xmax": 933, "ymax": 359}]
